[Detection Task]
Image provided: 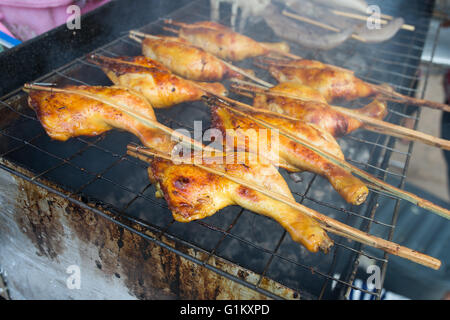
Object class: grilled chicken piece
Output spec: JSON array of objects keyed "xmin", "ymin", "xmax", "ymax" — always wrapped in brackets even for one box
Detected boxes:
[
  {"xmin": 27, "ymin": 85, "xmax": 173, "ymax": 152},
  {"xmin": 27, "ymin": 84, "xmax": 333, "ymax": 252},
  {"xmin": 266, "ymin": 59, "xmax": 377, "ymax": 102},
  {"xmin": 140, "ymin": 35, "xmax": 247, "ymax": 81},
  {"xmin": 211, "ymin": 105, "xmax": 368, "ymax": 205},
  {"xmin": 88, "ymin": 55, "xmax": 227, "ymax": 108},
  {"xmin": 169, "ymin": 20, "xmax": 289, "ymax": 61},
  {"xmin": 149, "ymin": 154, "xmax": 333, "ymax": 253},
  {"xmin": 252, "ymin": 82, "xmax": 387, "ymax": 137}
]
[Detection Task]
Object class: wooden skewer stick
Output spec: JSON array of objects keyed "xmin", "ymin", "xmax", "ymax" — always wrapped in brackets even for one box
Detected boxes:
[
  {"xmin": 254, "ymin": 56, "xmax": 355, "ymax": 75},
  {"xmin": 370, "ymin": 83, "xmax": 450, "ymax": 113},
  {"xmin": 129, "ymin": 33, "xmax": 142, "ymax": 44},
  {"xmin": 202, "ymin": 89, "xmax": 450, "ymax": 221},
  {"xmin": 88, "ymin": 54, "xmax": 148, "ymax": 69},
  {"xmin": 127, "ymin": 144, "xmax": 441, "ymax": 270},
  {"xmin": 334, "ymin": 106, "xmax": 450, "ymax": 150},
  {"xmin": 162, "ymin": 26, "xmax": 180, "ymax": 34},
  {"xmin": 380, "ymin": 13, "xmax": 394, "ymax": 20},
  {"xmin": 229, "ymin": 81, "xmax": 450, "ymax": 150},
  {"xmin": 129, "ymin": 30, "xmax": 273, "ymax": 88},
  {"xmin": 330, "ymin": 10, "xmax": 415, "ymax": 31},
  {"xmin": 282, "ymin": 10, "xmax": 367, "ymax": 42}
]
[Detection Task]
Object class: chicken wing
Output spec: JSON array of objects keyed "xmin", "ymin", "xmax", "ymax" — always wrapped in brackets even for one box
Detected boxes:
[
  {"xmin": 149, "ymin": 154, "xmax": 333, "ymax": 253},
  {"xmin": 210, "ymin": 104, "xmax": 369, "ymax": 205},
  {"xmin": 251, "ymin": 82, "xmax": 387, "ymax": 137},
  {"xmin": 88, "ymin": 55, "xmax": 227, "ymax": 108},
  {"xmin": 265, "ymin": 59, "xmax": 377, "ymax": 102}
]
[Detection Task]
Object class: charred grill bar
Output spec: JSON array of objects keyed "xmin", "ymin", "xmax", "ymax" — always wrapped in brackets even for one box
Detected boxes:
[{"xmin": 0, "ymin": 0, "xmax": 439, "ymax": 299}]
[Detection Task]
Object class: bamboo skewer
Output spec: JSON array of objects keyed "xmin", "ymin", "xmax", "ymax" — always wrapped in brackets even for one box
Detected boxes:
[
  {"xmin": 282, "ymin": 10, "xmax": 367, "ymax": 42},
  {"xmin": 255, "ymin": 57, "xmax": 355, "ymax": 74},
  {"xmin": 370, "ymin": 83, "xmax": 450, "ymax": 113},
  {"xmin": 220, "ymin": 60, "xmax": 273, "ymax": 88},
  {"xmin": 199, "ymin": 90, "xmax": 450, "ymax": 221},
  {"xmin": 129, "ymin": 30, "xmax": 273, "ymax": 88},
  {"xmin": 230, "ymin": 80, "xmax": 450, "ymax": 151},
  {"xmin": 330, "ymin": 9, "xmax": 415, "ymax": 31},
  {"xmin": 334, "ymin": 106, "xmax": 450, "ymax": 150},
  {"xmin": 380, "ymin": 13, "xmax": 394, "ymax": 20},
  {"xmin": 127, "ymin": 144, "xmax": 441, "ymax": 270}
]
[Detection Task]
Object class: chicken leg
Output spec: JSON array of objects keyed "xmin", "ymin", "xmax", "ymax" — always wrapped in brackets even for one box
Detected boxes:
[
  {"xmin": 149, "ymin": 154, "xmax": 333, "ymax": 253},
  {"xmin": 139, "ymin": 35, "xmax": 246, "ymax": 81},
  {"xmin": 27, "ymin": 85, "xmax": 174, "ymax": 152},
  {"xmin": 263, "ymin": 59, "xmax": 377, "ymax": 102},
  {"xmin": 210, "ymin": 104, "xmax": 369, "ymax": 205},
  {"xmin": 251, "ymin": 82, "xmax": 387, "ymax": 137},
  {"xmin": 88, "ymin": 55, "xmax": 227, "ymax": 108},
  {"xmin": 165, "ymin": 20, "xmax": 289, "ymax": 61}
]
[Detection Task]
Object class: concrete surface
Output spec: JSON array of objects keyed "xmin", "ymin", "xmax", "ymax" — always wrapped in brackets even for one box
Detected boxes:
[{"xmin": 390, "ymin": 67, "xmax": 450, "ymax": 202}]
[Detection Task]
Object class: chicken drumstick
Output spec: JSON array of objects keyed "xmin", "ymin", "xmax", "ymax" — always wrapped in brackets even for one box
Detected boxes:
[
  {"xmin": 210, "ymin": 103, "xmax": 369, "ymax": 205},
  {"xmin": 88, "ymin": 55, "xmax": 227, "ymax": 108},
  {"xmin": 164, "ymin": 20, "xmax": 290, "ymax": 61},
  {"xmin": 247, "ymin": 82, "xmax": 387, "ymax": 137}
]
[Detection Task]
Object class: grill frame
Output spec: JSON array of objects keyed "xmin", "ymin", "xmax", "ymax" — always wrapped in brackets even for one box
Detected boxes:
[{"xmin": 0, "ymin": 0, "xmax": 440, "ymax": 299}]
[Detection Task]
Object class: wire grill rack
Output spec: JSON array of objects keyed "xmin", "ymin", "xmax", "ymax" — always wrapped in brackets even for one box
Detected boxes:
[{"xmin": 0, "ymin": 0, "xmax": 438, "ymax": 299}]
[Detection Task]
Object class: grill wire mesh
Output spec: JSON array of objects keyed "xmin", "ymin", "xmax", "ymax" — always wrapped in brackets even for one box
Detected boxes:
[{"xmin": 0, "ymin": 0, "xmax": 438, "ymax": 299}]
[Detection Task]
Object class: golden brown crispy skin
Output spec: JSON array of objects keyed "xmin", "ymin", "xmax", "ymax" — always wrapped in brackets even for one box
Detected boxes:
[
  {"xmin": 141, "ymin": 36, "xmax": 242, "ymax": 81},
  {"xmin": 268, "ymin": 59, "xmax": 376, "ymax": 102},
  {"xmin": 88, "ymin": 55, "xmax": 227, "ymax": 108},
  {"xmin": 27, "ymin": 85, "xmax": 174, "ymax": 153},
  {"xmin": 178, "ymin": 21, "xmax": 269, "ymax": 61},
  {"xmin": 211, "ymin": 105, "xmax": 368, "ymax": 205},
  {"xmin": 253, "ymin": 82, "xmax": 387, "ymax": 137},
  {"xmin": 149, "ymin": 155, "xmax": 333, "ymax": 253},
  {"xmin": 27, "ymin": 84, "xmax": 333, "ymax": 253}
]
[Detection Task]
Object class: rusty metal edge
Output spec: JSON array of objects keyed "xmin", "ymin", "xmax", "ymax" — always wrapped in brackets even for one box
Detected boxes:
[{"xmin": 0, "ymin": 157, "xmax": 302, "ymax": 300}]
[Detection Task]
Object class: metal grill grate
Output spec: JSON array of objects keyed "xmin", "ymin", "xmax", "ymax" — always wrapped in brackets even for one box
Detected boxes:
[{"xmin": 0, "ymin": 0, "xmax": 438, "ymax": 299}]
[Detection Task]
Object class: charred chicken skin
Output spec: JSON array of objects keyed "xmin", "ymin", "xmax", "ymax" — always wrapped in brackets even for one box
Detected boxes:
[
  {"xmin": 211, "ymin": 105, "xmax": 369, "ymax": 205},
  {"xmin": 251, "ymin": 82, "xmax": 388, "ymax": 137},
  {"xmin": 26, "ymin": 84, "xmax": 332, "ymax": 253},
  {"xmin": 88, "ymin": 55, "xmax": 227, "ymax": 108},
  {"xmin": 149, "ymin": 154, "xmax": 333, "ymax": 253},
  {"xmin": 140, "ymin": 36, "xmax": 246, "ymax": 81},
  {"xmin": 266, "ymin": 59, "xmax": 377, "ymax": 103},
  {"xmin": 171, "ymin": 21, "xmax": 286, "ymax": 61}
]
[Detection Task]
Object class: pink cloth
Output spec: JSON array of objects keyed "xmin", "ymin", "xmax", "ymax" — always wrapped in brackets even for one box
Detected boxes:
[{"xmin": 0, "ymin": 0, "xmax": 110, "ymax": 40}]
